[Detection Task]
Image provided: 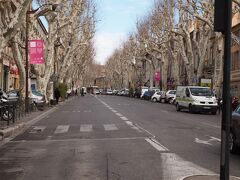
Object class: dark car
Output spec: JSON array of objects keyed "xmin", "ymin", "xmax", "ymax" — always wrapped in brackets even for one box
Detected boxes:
[
  {"xmin": 142, "ymin": 90, "xmax": 155, "ymax": 100},
  {"xmin": 231, "ymin": 106, "xmax": 240, "ymax": 153}
]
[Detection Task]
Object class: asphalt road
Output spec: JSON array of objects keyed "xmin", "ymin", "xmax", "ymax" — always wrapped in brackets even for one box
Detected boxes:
[{"xmin": 0, "ymin": 94, "xmax": 239, "ymax": 180}]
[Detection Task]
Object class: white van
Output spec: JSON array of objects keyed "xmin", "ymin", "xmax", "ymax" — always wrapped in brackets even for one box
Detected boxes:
[{"xmin": 176, "ymin": 86, "xmax": 218, "ymax": 114}]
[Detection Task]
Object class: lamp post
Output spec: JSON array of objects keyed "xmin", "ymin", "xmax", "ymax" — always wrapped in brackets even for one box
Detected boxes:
[{"xmin": 25, "ymin": 4, "xmax": 59, "ymax": 112}]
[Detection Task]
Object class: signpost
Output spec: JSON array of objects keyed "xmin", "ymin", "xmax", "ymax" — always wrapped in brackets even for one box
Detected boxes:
[{"xmin": 214, "ymin": 1, "xmax": 232, "ymax": 180}]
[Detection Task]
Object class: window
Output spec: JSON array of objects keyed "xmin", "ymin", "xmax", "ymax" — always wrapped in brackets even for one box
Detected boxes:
[{"xmin": 232, "ymin": 51, "xmax": 240, "ymax": 71}]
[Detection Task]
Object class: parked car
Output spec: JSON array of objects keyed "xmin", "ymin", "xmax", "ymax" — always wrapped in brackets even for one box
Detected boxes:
[
  {"xmin": 6, "ymin": 90, "xmax": 20, "ymax": 101},
  {"xmin": 106, "ymin": 89, "xmax": 113, "ymax": 95},
  {"xmin": 231, "ymin": 106, "xmax": 240, "ymax": 153},
  {"xmin": 151, "ymin": 91, "xmax": 164, "ymax": 102},
  {"xmin": 31, "ymin": 90, "xmax": 46, "ymax": 109},
  {"xmin": 113, "ymin": 89, "xmax": 118, "ymax": 95},
  {"xmin": 140, "ymin": 87, "xmax": 149, "ymax": 98},
  {"xmin": 93, "ymin": 89, "xmax": 100, "ymax": 95},
  {"xmin": 176, "ymin": 86, "xmax": 218, "ymax": 114},
  {"xmin": 164, "ymin": 90, "xmax": 176, "ymax": 103},
  {"xmin": 142, "ymin": 90, "xmax": 155, "ymax": 100}
]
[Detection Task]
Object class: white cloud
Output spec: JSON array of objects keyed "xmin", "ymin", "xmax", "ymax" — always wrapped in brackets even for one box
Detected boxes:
[{"xmin": 94, "ymin": 33, "xmax": 127, "ymax": 65}]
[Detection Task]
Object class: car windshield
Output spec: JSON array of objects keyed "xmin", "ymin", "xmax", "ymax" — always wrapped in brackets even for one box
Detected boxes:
[
  {"xmin": 189, "ymin": 88, "xmax": 213, "ymax": 96},
  {"xmin": 32, "ymin": 91, "xmax": 43, "ymax": 96}
]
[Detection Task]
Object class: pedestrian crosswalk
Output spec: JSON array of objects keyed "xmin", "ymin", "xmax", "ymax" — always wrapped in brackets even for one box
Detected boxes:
[{"xmin": 29, "ymin": 123, "xmax": 139, "ymax": 135}]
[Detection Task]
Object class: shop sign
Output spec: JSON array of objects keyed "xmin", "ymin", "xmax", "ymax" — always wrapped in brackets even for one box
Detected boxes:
[
  {"xmin": 200, "ymin": 78, "xmax": 212, "ymax": 87},
  {"xmin": 29, "ymin": 40, "xmax": 44, "ymax": 64},
  {"xmin": 10, "ymin": 62, "xmax": 19, "ymax": 75},
  {"xmin": 3, "ymin": 59, "xmax": 9, "ymax": 66}
]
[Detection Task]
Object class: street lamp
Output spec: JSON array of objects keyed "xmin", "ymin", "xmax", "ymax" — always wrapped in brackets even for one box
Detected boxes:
[{"xmin": 25, "ymin": 3, "xmax": 59, "ymax": 113}]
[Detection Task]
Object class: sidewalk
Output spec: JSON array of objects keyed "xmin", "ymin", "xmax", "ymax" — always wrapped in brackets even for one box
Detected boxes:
[
  {"xmin": 0, "ymin": 97, "xmax": 75, "ymax": 141},
  {"xmin": 183, "ymin": 175, "xmax": 240, "ymax": 180}
]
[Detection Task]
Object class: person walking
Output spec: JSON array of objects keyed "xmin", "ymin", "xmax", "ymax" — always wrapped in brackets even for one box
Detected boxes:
[{"xmin": 54, "ymin": 87, "xmax": 60, "ymax": 104}]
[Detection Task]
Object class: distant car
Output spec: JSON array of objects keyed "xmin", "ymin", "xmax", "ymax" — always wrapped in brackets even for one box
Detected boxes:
[
  {"xmin": 112, "ymin": 89, "xmax": 118, "ymax": 95},
  {"xmin": 151, "ymin": 92, "xmax": 159, "ymax": 102},
  {"xmin": 140, "ymin": 87, "xmax": 149, "ymax": 98},
  {"xmin": 142, "ymin": 90, "xmax": 155, "ymax": 100},
  {"xmin": 164, "ymin": 90, "xmax": 176, "ymax": 103},
  {"xmin": 231, "ymin": 106, "xmax": 240, "ymax": 153},
  {"xmin": 31, "ymin": 90, "xmax": 46, "ymax": 108},
  {"xmin": 94, "ymin": 89, "xmax": 100, "ymax": 95},
  {"xmin": 151, "ymin": 91, "xmax": 164, "ymax": 102},
  {"xmin": 106, "ymin": 89, "xmax": 113, "ymax": 95}
]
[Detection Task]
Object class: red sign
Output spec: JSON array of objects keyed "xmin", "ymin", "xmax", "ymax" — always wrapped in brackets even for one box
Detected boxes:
[
  {"xmin": 155, "ymin": 71, "xmax": 161, "ymax": 82},
  {"xmin": 29, "ymin": 40, "xmax": 44, "ymax": 64}
]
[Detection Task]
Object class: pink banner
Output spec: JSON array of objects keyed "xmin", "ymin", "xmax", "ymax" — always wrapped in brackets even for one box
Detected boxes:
[
  {"xmin": 155, "ymin": 71, "xmax": 161, "ymax": 82},
  {"xmin": 29, "ymin": 40, "xmax": 44, "ymax": 64}
]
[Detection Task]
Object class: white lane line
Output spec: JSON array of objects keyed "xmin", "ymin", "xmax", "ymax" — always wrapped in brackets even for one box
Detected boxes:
[
  {"xmin": 116, "ymin": 113, "xmax": 123, "ymax": 116},
  {"xmin": 80, "ymin": 124, "xmax": 93, "ymax": 132},
  {"xmin": 54, "ymin": 125, "xmax": 70, "ymax": 134},
  {"xmin": 145, "ymin": 138, "xmax": 169, "ymax": 152},
  {"xmin": 104, "ymin": 124, "xmax": 118, "ymax": 131},
  {"xmin": 112, "ymin": 110, "xmax": 117, "ymax": 113},
  {"xmin": 120, "ymin": 116, "xmax": 128, "ymax": 121},
  {"xmin": 135, "ymin": 123, "xmax": 156, "ymax": 138},
  {"xmin": 125, "ymin": 121, "xmax": 133, "ymax": 126},
  {"xmin": 131, "ymin": 126, "xmax": 142, "ymax": 133},
  {"xmin": 109, "ymin": 107, "xmax": 113, "ymax": 110}
]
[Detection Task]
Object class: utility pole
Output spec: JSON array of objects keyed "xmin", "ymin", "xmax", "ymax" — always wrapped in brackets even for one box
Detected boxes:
[{"xmin": 214, "ymin": 1, "xmax": 232, "ymax": 180}]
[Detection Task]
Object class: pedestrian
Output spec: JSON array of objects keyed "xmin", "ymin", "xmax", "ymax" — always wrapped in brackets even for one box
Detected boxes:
[
  {"xmin": 218, "ymin": 97, "xmax": 222, "ymax": 114},
  {"xmin": 54, "ymin": 87, "xmax": 60, "ymax": 104},
  {"xmin": 75, "ymin": 89, "xmax": 78, "ymax": 96},
  {"xmin": 81, "ymin": 87, "xmax": 84, "ymax": 96}
]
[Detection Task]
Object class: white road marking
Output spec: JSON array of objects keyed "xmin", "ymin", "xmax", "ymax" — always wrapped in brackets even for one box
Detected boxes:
[
  {"xmin": 112, "ymin": 110, "xmax": 117, "ymax": 113},
  {"xmin": 104, "ymin": 124, "xmax": 118, "ymax": 131},
  {"xmin": 209, "ymin": 136, "xmax": 221, "ymax": 142},
  {"xmin": 84, "ymin": 110, "xmax": 92, "ymax": 113},
  {"xmin": 195, "ymin": 138, "xmax": 212, "ymax": 146},
  {"xmin": 116, "ymin": 113, "xmax": 123, "ymax": 116},
  {"xmin": 80, "ymin": 124, "xmax": 93, "ymax": 132},
  {"xmin": 54, "ymin": 125, "xmax": 70, "ymax": 134},
  {"xmin": 131, "ymin": 126, "xmax": 142, "ymax": 132},
  {"xmin": 78, "ymin": 111, "xmax": 81, "ymax": 112},
  {"xmin": 145, "ymin": 138, "xmax": 169, "ymax": 152},
  {"xmin": 125, "ymin": 121, "xmax": 133, "ymax": 126},
  {"xmin": 161, "ymin": 153, "xmax": 214, "ymax": 180},
  {"xmin": 120, "ymin": 116, "xmax": 128, "ymax": 121},
  {"xmin": 29, "ymin": 126, "xmax": 46, "ymax": 133}
]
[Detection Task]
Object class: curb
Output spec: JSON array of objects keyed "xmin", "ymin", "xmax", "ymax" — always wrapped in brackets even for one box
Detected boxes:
[
  {"xmin": 0, "ymin": 106, "xmax": 57, "ymax": 142},
  {"xmin": 182, "ymin": 175, "xmax": 240, "ymax": 180},
  {"xmin": 0, "ymin": 123, "xmax": 25, "ymax": 139}
]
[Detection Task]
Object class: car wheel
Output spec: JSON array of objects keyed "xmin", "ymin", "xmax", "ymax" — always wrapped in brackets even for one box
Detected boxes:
[
  {"xmin": 176, "ymin": 103, "xmax": 181, "ymax": 111},
  {"xmin": 230, "ymin": 132, "xmax": 239, "ymax": 154},
  {"xmin": 211, "ymin": 111, "xmax": 217, "ymax": 115},
  {"xmin": 152, "ymin": 98, "xmax": 157, "ymax": 102},
  {"xmin": 189, "ymin": 104, "xmax": 194, "ymax": 113}
]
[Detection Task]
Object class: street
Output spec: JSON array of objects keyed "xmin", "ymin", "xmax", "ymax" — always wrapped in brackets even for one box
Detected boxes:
[{"xmin": 0, "ymin": 95, "xmax": 240, "ymax": 180}]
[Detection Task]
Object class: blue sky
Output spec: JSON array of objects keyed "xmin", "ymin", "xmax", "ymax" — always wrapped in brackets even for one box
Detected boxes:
[
  {"xmin": 95, "ymin": 0, "xmax": 153, "ymax": 64},
  {"xmin": 33, "ymin": 0, "xmax": 154, "ymax": 65}
]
